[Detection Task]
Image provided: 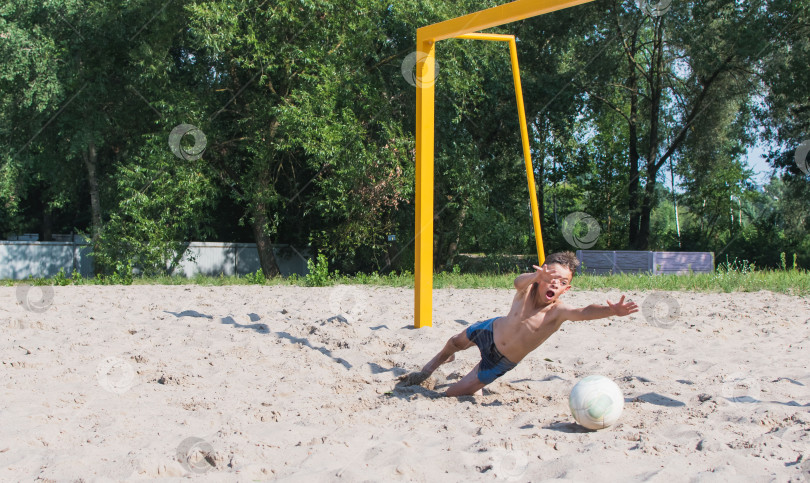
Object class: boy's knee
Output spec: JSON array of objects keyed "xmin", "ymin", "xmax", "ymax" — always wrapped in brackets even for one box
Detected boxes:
[{"xmin": 449, "ymin": 332, "xmax": 470, "ymax": 350}]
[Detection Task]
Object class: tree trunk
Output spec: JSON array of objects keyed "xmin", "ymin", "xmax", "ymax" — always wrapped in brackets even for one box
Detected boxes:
[
  {"xmin": 627, "ymin": 29, "xmax": 641, "ymax": 247},
  {"xmin": 635, "ymin": 18, "xmax": 666, "ymax": 250},
  {"xmin": 82, "ymin": 141, "xmax": 103, "ymax": 273},
  {"xmin": 251, "ymin": 203, "xmax": 280, "ymax": 277},
  {"xmin": 637, "ymin": 170, "xmax": 656, "ymax": 249},
  {"xmin": 432, "ymin": 202, "xmax": 466, "ymax": 271},
  {"xmin": 42, "ymin": 208, "xmax": 53, "ymax": 241},
  {"xmin": 443, "ymin": 205, "xmax": 468, "ymax": 270}
]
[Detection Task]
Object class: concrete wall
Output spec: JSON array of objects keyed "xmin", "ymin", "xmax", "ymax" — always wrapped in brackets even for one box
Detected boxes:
[
  {"xmin": 0, "ymin": 241, "xmax": 309, "ymax": 280},
  {"xmin": 0, "ymin": 241, "xmax": 94, "ymax": 279},
  {"xmin": 576, "ymin": 250, "xmax": 714, "ymax": 275},
  {"xmin": 651, "ymin": 251, "xmax": 714, "ymax": 275},
  {"xmin": 172, "ymin": 242, "xmax": 309, "ymax": 278}
]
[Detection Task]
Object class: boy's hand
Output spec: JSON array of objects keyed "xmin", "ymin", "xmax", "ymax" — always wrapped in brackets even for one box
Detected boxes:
[
  {"xmin": 606, "ymin": 295, "xmax": 639, "ymax": 317},
  {"xmin": 532, "ymin": 264, "xmax": 560, "ymax": 284}
]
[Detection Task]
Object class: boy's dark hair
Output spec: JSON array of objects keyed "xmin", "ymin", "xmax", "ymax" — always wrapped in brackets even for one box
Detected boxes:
[{"xmin": 543, "ymin": 251, "xmax": 580, "ymax": 276}]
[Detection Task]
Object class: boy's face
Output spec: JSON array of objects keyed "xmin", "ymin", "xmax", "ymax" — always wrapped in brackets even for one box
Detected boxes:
[{"xmin": 538, "ymin": 262, "xmax": 573, "ymax": 304}]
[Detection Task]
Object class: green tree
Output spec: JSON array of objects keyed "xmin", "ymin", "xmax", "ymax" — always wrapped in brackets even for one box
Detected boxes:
[
  {"xmin": 569, "ymin": 0, "xmax": 786, "ymax": 249},
  {"xmin": 92, "ymin": 134, "xmax": 217, "ymax": 275},
  {"xmin": 173, "ymin": 0, "xmax": 424, "ymax": 275},
  {"xmin": 0, "ymin": 0, "xmax": 214, "ymax": 275},
  {"xmin": 0, "ymin": 0, "xmax": 78, "ymax": 237}
]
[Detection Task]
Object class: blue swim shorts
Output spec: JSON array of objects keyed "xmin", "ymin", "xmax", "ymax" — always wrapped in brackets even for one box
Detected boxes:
[{"xmin": 465, "ymin": 317, "xmax": 518, "ymax": 384}]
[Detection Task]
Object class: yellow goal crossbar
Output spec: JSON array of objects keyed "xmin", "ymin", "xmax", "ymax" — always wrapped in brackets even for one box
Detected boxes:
[{"xmin": 414, "ymin": 0, "xmax": 595, "ymax": 328}]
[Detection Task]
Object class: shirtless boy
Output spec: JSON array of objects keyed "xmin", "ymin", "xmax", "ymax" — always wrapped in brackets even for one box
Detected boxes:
[{"xmin": 419, "ymin": 251, "xmax": 639, "ymax": 396}]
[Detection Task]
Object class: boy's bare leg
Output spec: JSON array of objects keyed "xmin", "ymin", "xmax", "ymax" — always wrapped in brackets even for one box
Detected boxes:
[
  {"xmin": 421, "ymin": 331, "xmax": 475, "ymax": 375},
  {"xmin": 398, "ymin": 331, "xmax": 476, "ymax": 388},
  {"xmin": 445, "ymin": 364, "xmax": 486, "ymax": 397}
]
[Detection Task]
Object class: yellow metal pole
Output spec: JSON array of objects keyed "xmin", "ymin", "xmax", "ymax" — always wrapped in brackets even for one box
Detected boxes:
[
  {"xmin": 419, "ymin": 0, "xmax": 595, "ymax": 42},
  {"xmin": 455, "ymin": 33, "xmax": 515, "ymax": 42},
  {"xmin": 454, "ymin": 33, "xmax": 546, "ymax": 264},
  {"xmin": 508, "ymin": 38, "xmax": 545, "ymax": 265},
  {"xmin": 414, "ymin": 0, "xmax": 595, "ymax": 328},
  {"xmin": 414, "ymin": 36, "xmax": 435, "ymax": 328}
]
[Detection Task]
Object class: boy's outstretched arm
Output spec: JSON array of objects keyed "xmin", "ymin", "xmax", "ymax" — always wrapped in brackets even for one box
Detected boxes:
[{"xmin": 557, "ymin": 295, "xmax": 639, "ymax": 322}]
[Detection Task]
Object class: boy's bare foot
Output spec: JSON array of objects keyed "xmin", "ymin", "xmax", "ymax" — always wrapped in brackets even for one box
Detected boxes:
[
  {"xmin": 397, "ymin": 371, "xmax": 430, "ymax": 386},
  {"xmin": 396, "ymin": 371, "xmax": 436, "ymax": 390},
  {"xmin": 421, "ymin": 354, "xmax": 455, "ymax": 374}
]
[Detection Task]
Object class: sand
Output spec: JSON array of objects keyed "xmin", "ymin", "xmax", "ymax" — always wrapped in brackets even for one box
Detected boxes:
[{"xmin": 1, "ymin": 284, "xmax": 809, "ymax": 482}]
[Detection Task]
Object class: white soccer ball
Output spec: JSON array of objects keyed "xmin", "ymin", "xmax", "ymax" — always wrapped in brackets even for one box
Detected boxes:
[{"xmin": 569, "ymin": 375, "xmax": 624, "ymax": 430}]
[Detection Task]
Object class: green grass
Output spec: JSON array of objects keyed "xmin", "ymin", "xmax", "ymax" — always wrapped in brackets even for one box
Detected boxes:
[
  {"xmin": 571, "ymin": 270, "xmax": 809, "ymax": 295},
  {"xmin": 2, "ymin": 268, "xmax": 808, "ymax": 295},
  {"xmin": 422, "ymin": 269, "xmax": 809, "ymax": 294}
]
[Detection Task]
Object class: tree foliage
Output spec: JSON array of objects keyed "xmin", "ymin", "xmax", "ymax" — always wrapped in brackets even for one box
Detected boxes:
[{"xmin": 1, "ymin": 0, "xmax": 808, "ymax": 274}]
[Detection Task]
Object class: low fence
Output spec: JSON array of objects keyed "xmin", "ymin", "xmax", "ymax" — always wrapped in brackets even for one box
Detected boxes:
[
  {"xmin": 0, "ymin": 241, "xmax": 309, "ymax": 280},
  {"xmin": 575, "ymin": 250, "xmax": 714, "ymax": 275}
]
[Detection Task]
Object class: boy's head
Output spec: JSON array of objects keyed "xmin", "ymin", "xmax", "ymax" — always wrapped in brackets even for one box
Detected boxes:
[
  {"xmin": 538, "ymin": 252, "xmax": 579, "ymax": 303},
  {"xmin": 542, "ymin": 251, "xmax": 580, "ymax": 278}
]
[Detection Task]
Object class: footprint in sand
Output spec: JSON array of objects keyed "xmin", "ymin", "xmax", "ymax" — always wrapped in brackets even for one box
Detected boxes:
[{"xmin": 800, "ymin": 457, "xmax": 810, "ymax": 482}]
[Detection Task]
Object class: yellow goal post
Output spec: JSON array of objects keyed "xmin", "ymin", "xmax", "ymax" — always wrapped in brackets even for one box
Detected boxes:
[{"xmin": 414, "ymin": 0, "xmax": 596, "ymax": 328}]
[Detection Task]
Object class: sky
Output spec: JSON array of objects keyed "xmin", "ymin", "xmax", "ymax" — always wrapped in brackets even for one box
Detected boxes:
[
  {"xmin": 660, "ymin": 143, "xmax": 777, "ymax": 194},
  {"xmin": 745, "ymin": 144, "xmax": 776, "ymax": 186}
]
